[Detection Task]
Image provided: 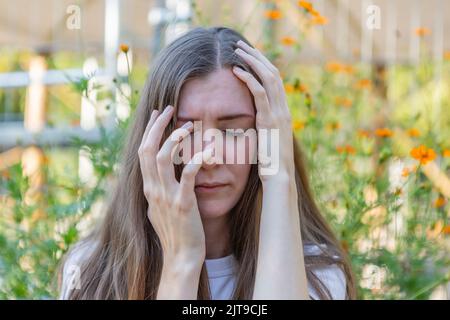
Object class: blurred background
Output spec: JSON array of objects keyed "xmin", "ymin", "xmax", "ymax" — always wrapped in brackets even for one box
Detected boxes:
[{"xmin": 0, "ymin": 0, "xmax": 449, "ymax": 299}]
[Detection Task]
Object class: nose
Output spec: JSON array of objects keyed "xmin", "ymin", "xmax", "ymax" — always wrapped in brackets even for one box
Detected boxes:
[{"xmin": 200, "ymin": 126, "xmax": 224, "ymax": 170}]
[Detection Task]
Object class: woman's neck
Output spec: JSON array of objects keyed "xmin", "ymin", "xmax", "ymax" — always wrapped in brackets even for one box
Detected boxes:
[{"xmin": 202, "ymin": 214, "xmax": 231, "ymax": 259}]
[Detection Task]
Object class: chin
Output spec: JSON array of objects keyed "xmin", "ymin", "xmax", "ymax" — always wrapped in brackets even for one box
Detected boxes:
[{"xmin": 197, "ymin": 199, "xmax": 231, "ymax": 219}]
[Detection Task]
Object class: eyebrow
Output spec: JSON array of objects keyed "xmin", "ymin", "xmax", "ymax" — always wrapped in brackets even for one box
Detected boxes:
[{"xmin": 177, "ymin": 113, "xmax": 254, "ymax": 122}]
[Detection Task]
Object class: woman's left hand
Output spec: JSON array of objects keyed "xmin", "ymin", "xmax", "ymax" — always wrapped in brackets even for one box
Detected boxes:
[
  {"xmin": 232, "ymin": 40, "xmax": 295, "ymax": 182},
  {"xmin": 233, "ymin": 42, "xmax": 309, "ymax": 299}
]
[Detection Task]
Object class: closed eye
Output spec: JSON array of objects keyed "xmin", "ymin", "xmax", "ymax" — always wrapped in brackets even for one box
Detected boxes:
[
  {"xmin": 177, "ymin": 113, "xmax": 254, "ymax": 123},
  {"xmin": 222, "ymin": 129, "xmax": 246, "ymax": 137}
]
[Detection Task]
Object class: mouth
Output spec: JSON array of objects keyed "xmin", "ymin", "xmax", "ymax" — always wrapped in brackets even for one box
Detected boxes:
[{"xmin": 194, "ymin": 183, "xmax": 229, "ymax": 193}]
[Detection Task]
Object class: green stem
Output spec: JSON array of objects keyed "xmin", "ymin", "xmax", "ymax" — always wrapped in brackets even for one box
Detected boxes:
[{"xmin": 407, "ymin": 274, "xmax": 450, "ymax": 299}]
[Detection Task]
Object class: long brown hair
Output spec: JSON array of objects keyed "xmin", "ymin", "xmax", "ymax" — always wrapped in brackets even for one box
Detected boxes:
[{"xmin": 57, "ymin": 26, "xmax": 356, "ymax": 300}]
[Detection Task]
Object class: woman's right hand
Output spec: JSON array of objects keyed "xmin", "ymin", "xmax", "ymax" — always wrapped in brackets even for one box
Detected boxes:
[{"xmin": 138, "ymin": 105, "xmax": 213, "ymax": 264}]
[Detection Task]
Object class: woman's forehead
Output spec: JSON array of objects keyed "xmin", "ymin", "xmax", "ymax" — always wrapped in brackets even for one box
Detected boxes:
[{"xmin": 177, "ymin": 68, "xmax": 255, "ymax": 120}]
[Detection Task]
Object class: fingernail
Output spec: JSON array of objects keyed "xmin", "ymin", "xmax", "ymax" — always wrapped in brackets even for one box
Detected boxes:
[
  {"xmin": 181, "ymin": 121, "xmax": 193, "ymax": 129},
  {"xmin": 233, "ymin": 66, "xmax": 242, "ymax": 73},
  {"xmin": 203, "ymin": 148, "xmax": 214, "ymax": 158},
  {"xmin": 164, "ymin": 105, "xmax": 174, "ymax": 114}
]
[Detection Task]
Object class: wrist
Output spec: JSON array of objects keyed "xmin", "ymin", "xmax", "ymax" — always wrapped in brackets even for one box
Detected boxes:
[
  {"xmin": 261, "ymin": 169, "xmax": 299, "ymax": 203},
  {"xmin": 261, "ymin": 168, "xmax": 293, "ymax": 187},
  {"xmin": 163, "ymin": 250, "xmax": 204, "ymax": 272},
  {"xmin": 158, "ymin": 253, "xmax": 204, "ymax": 299}
]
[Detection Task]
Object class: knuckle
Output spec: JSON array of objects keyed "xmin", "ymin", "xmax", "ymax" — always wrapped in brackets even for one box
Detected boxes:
[
  {"xmin": 182, "ymin": 168, "xmax": 195, "ymax": 180},
  {"xmin": 156, "ymin": 152, "xmax": 168, "ymax": 166},
  {"xmin": 266, "ymin": 72, "xmax": 276, "ymax": 82},
  {"xmin": 143, "ymin": 186, "xmax": 151, "ymax": 198},
  {"xmin": 138, "ymin": 144, "xmax": 145, "ymax": 155},
  {"xmin": 139, "ymin": 143, "xmax": 154, "ymax": 156},
  {"xmin": 272, "ymin": 67, "xmax": 280, "ymax": 76},
  {"xmin": 151, "ymin": 192, "xmax": 163, "ymax": 204},
  {"xmin": 173, "ymin": 197, "xmax": 187, "ymax": 212},
  {"xmin": 255, "ymin": 88, "xmax": 266, "ymax": 99},
  {"xmin": 254, "ymin": 87, "xmax": 266, "ymax": 98}
]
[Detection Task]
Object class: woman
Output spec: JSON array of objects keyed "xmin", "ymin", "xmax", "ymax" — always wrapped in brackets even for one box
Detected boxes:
[{"xmin": 58, "ymin": 26, "xmax": 356, "ymax": 300}]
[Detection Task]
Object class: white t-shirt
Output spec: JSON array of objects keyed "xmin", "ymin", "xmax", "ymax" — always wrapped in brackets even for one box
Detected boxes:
[
  {"xmin": 204, "ymin": 245, "xmax": 347, "ymax": 300},
  {"xmin": 60, "ymin": 243, "xmax": 346, "ymax": 300}
]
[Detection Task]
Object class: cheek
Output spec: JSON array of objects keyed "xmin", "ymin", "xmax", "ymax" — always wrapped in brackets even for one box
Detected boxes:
[
  {"xmin": 223, "ymin": 134, "xmax": 258, "ymax": 165},
  {"xmin": 227, "ymin": 163, "xmax": 252, "ymax": 201},
  {"xmin": 196, "ymin": 164, "xmax": 252, "ymax": 218}
]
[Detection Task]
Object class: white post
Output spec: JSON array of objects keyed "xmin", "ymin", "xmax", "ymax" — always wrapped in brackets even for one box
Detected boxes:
[
  {"xmin": 409, "ymin": 0, "xmax": 420, "ymax": 64},
  {"xmin": 360, "ymin": 0, "xmax": 373, "ymax": 64},
  {"xmin": 337, "ymin": 0, "xmax": 349, "ymax": 60},
  {"xmin": 104, "ymin": 0, "xmax": 120, "ymax": 78},
  {"xmin": 385, "ymin": 0, "xmax": 397, "ymax": 64},
  {"xmin": 432, "ymin": 0, "xmax": 444, "ymax": 121}
]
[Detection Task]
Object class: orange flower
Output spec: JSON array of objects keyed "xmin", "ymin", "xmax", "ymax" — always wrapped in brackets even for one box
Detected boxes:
[
  {"xmin": 354, "ymin": 79, "xmax": 372, "ymax": 89},
  {"xmin": 309, "ymin": 8, "xmax": 321, "ymax": 17},
  {"xmin": 442, "ymin": 225, "xmax": 450, "ymax": 235},
  {"xmin": 445, "ymin": 51, "xmax": 450, "ymax": 61},
  {"xmin": 375, "ymin": 128, "xmax": 393, "ymax": 138},
  {"xmin": 342, "ymin": 65, "xmax": 354, "ymax": 74},
  {"xmin": 285, "ymin": 83, "xmax": 295, "ymax": 93},
  {"xmin": 335, "ymin": 96, "xmax": 352, "ymax": 108},
  {"xmin": 327, "ymin": 121, "xmax": 341, "ymax": 132},
  {"xmin": 433, "ymin": 197, "xmax": 446, "ymax": 208},
  {"xmin": 281, "ymin": 36, "xmax": 296, "ymax": 46},
  {"xmin": 42, "ymin": 155, "xmax": 50, "ymax": 165},
  {"xmin": 298, "ymin": 83, "xmax": 308, "ymax": 93},
  {"xmin": 357, "ymin": 129, "xmax": 371, "ymax": 138},
  {"xmin": 285, "ymin": 83, "xmax": 307, "ymax": 94},
  {"xmin": 407, "ymin": 128, "xmax": 421, "ymax": 138},
  {"xmin": 336, "ymin": 145, "xmax": 356, "ymax": 155},
  {"xmin": 415, "ymin": 27, "xmax": 431, "ymax": 37},
  {"xmin": 443, "ymin": 149, "xmax": 450, "ymax": 157},
  {"xmin": 326, "ymin": 62, "xmax": 342, "ymax": 73},
  {"xmin": 297, "ymin": 1, "xmax": 321, "ymax": 16},
  {"xmin": 401, "ymin": 168, "xmax": 411, "ymax": 178},
  {"xmin": 326, "ymin": 61, "xmax": 353, "ymax": 74},
  {"xmin": 264, "ymin": 9, "xmax": 282, "ymax": 20},
  {"xmin": 292, "ymin": 120, "xmax": 305, "ymax": 131},
  {"xmin": 1, "ymin": 170, "xmax": 10, "ymax": 179},
  {"xmin": 427, "ymin": 220, "xmax": 444, "ymax": 240},
  {"xmin": 401, "ymin": 166, "xmax": 417, "ymax": 178},
  {"xmin": 120, "ymin": 44, "xmax": 129, "ymax": 53},
  {"xmin": 410, "ymin": 145, "xmax": 437, "ymax": 165},
  {"xmin": 311, "ymin": 15, "xmax": 328, "ymax": 25},
  {"xmin": 345, "ymin": 145, "xmax": 356, "ymax": 154},
  {"xmin": 298, "ymin": 1, "xmax": 313, "ymax": 11}
]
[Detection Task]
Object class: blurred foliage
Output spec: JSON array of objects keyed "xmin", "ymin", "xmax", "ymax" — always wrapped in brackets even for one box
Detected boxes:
[{"xmin": 1, "ymin": 0, "xmax": 450, "ymax": 299}]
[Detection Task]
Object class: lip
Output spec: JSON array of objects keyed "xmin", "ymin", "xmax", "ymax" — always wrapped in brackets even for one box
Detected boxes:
[{"xmin": 194, "ymin": 183, "xmax": 228, "ymax": 193}]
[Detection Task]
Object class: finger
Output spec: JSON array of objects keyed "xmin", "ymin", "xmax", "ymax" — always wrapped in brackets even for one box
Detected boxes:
[
  {"xmin": 141, "ymin": 105, "xmax": 175, "ymax": 157},
  {"xmin": 232, "ymin": 66, "xmax": 271, "ymax": 116},
  {"xmin": 140, "ymin": 109, "xmax": 159, "ymax": 149},
  {"xmin": 234, "ymin": 48, "xmax": 281, "ymax": 107},
  {"xmin": 236, "ymin": 40, "xmax": 278, "ymax": 75},
  {"xmin": 179, "ymin": 147, "xmax": 214, "ymax": 198},
  {"xmin": 138, "ymin": 109, "xmax": 161, "ymax": 184},
  {"xmin": 157, "ymin": 121, "xmax": 194, "ymax": 191}
]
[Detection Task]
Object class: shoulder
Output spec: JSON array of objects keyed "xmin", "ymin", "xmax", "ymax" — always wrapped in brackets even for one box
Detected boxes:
[
  {"xmin": 304, "ymin": 244, "xmax": 347, "ymax": 300},
  {"xmin": 59, "ymin": 239, "xmax": 98, "ymax": 299}
]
